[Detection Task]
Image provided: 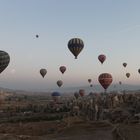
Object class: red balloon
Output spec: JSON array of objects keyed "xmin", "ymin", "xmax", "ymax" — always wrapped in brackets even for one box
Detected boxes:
[
  {"xmin": 79, "ymin": 89, "xmax": 85, "ymax": 97},
  {"xmin": 59, "ymin": 66, "xmax": 66, "ymax": 74},
  {"xmin": 98, "ymin": 73, "xmax": 113, "ymax": 90},
  {"xmin": 98, "ymin": 54, "xmax": 106, "ymax": 64},
  {"xmin": 57, "ymin": 80, "xmax": 63, "ymax": 87}
]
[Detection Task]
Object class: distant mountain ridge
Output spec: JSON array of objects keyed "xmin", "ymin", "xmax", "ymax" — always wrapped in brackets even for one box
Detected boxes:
[{"xmin": 0, "ymin": 84, "xmax": 140, "ymax": 94}]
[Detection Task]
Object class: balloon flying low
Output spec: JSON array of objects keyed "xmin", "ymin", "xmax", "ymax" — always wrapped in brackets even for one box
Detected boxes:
[
  {"xmin": 0, "ymin": 50, "xmax": 10, "ymax": 74},
  {"xmin": 57, "ymin": 80, "xmax": 63, "ymax": 87},
  {"xmin": 79, "ymin": 89, "xmax": 85, "ymax": 97},
  {"xmin": 68, "ymin": 38, "xmax": 84, "ymax": 59},
  {"xmin": 98, "ymin": 73, "xmax": 113, "ymax": 92}
]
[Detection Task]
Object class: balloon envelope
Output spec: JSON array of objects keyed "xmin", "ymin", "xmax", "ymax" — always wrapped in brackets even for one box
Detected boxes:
[
  {"xmin": 0, "ymin": 50, "xmax": 10, "ymax": 74},
  {"xmin": 123, "ymin": 63, "xmax": 127, "ymax": 67},
  {"xmin": 36, "ymin": 34, "xmax": 39, "ymax": 38},
  {"xmin": 79, "ymin": 89, "xmax": 85, "ymax": 97},
  {"xmin": 88, "ymin": 79, "xmax": 92, "ymax": 83},
  {"xmin": 98, "ymin": 54, "xmax": 106, "ymax": 64},
  {"xmin": 98, "ymin": 73, "xmax": 113, "ymax": 90},
  {"xmin": 126, "ymin": 73, "xmax": 130, "ymax": 78},
  {"xmin": 51, "ymin": 92, "xmax": 61, "ymax": 102},
  {"xmin": 138, "ymin": 69, "xmax": 140, "ymax": 74},
  {"xmin": 40, "ymin": 69, "xmax": 47, "ymax": 78},
  {"xmin": 57, "ymin": 80, "xmax": 63, "ymax": 87},
  {"xmin": 74, "ymin": 92, "xmax": 79, "ymax": 99},
  {"xmin": 59, "ymin": 66, "xmax": 66, "ymax": 74},
  {"xmin": 119, "ymin": 81, "xmax": 122, "ymax": 85},
  {"xmin": 68, "ymin": 38, "xmax": 84, "ymax": 59}
]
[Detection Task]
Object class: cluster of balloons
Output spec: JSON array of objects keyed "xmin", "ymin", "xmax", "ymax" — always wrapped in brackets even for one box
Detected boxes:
[
  {"xmin": 40, "ymin": 66, "xmax": 66, "ymax": 88},
  {"xmin": 1, "ymin": 36, "xmax": 140, "ymax": 95}
]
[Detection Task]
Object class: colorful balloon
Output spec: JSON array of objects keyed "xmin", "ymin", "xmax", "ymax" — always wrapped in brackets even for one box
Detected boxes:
[
  {"xmin": 57, "ymin": 80, "xmax": 63, "ymax": 87},
  {"xmin": 126, "ymin": 73, "xmax": 130, "ymax": 78},
  {"xmin": 79, "ymin": 89, "xmax": 85, "ymax": 97},
  {"xmin": 98, "ymin": 73, "xmax": 113, "ymax": 91},
  {"xmin": 123, "ymin": 63, "xmax": 127, "ymax": 67},
  {"xmin": 40, "ymin": 69, "xmax": 47, "ymax": 78},
  {"xmin": 98, "ymin": 54, "xmax": 106, "ymax": 64},
  {"xmin": 59, "ymin": 66, "xmax": 66, "ymax": 74},
  {"xmin": 0, "ymin": 50, "xmax": 10, "ymax": 74},
  {"xmin": 68, "ymin": 38, "xmax": 84, "ymax": 59}
]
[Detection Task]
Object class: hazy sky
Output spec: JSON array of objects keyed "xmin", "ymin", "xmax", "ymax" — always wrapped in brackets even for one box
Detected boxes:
[{"xmin": 0, "ymin": 0, "xmax": 140, "ymax": 91}]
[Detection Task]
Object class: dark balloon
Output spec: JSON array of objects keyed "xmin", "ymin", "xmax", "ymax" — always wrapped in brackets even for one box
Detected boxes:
[
  {"xmin": 59, "ymin": 66, "xmax": 66, "ymax": 74},
  {"xmin": 74, "ymin": 92, "xmax": 79, "ymax": 99},
  {"xmin": 98, "ymin": 73, "xmax": 113, "ymax": 91},
  {"xmin": 79, "ymin": 89, "xmax": 85, "ymax": 97},
  {"xmin": 119, "ymin": 81, "xmax": 122, "ymax": 85},
  {"xmin": 68, "ymin": 38, "xmax": 84, "ymax": 59},
  {"xmin": 126, "ymin": 73, "xmax": 130, "ymax": 78},
  {"xmin": 98, "ymin": 54, "xmax": 106, "ymax": 64},
  {"xmin": 0, "ymin": 51, "xmax": 10, "ymax": 74},
  {"xmin": 90, "ymin": 84, "xmax": 93, "ymax": 87},
  {"xmin": 57, "ymin": 80, "xmax": 63, "ymax": 87},
  {"xmin": 138, "ymin": 69, "xmax": 140, "ymax": 74},
  {"xmin": 36, "ymin": 34, "xmax": 39, "ymax": 38},
  {"xmin": 40, "ymin": 69, "xmax": 47, "ymax": 78},
  {"xmin": 88, "ymin": 79, "xmax": 92, "ymax": 83},
  {"xmin": 123, "ymin": 63, "xmax": 127, "ymax": 67}
]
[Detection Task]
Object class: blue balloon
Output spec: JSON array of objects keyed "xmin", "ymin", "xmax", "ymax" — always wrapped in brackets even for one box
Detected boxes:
[{"xmin": 51, "ymin": 92, "xmax": 61, "ymax": 97}]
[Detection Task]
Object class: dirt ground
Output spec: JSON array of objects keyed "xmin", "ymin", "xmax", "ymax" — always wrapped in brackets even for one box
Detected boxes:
[{"xmin": 0, "ymin": 117, "xmax": 139, "ymax": 140}]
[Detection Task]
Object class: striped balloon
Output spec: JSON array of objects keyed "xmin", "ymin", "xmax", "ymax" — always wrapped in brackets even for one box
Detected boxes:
[
  {"xmin": 98, "ymin": 73, "xmax": 113, "ymax": 91},
  {"xmin": 0, "ymin": 51, "xmax": 10, "ymax": 74},
  {"xmin": 68, "ymin": 38, "xmax": 84, "ymax": 59}
]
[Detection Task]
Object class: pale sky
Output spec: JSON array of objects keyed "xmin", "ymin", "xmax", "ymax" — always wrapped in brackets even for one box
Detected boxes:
[{"xmin": 0, "ymin": 0, "xmax": 140, "ymax": 91}]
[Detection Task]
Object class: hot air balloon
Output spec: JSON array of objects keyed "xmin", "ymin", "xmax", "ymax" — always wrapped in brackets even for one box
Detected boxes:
[
  {"xmin": 88, "ymin": 79, "xmax": 92, "ymax": 83},
  {"xmin": 74, "ymin": 92, "xmax": 79, "ymax": 99},
  {"xmin": 98, "ymin": 54, "xmax": 106, "ymax": 64},
  {"xmin": 138, "ymin": 69, "xmax": 140, "ymax": 74},
  {"xmin": 36, "ymin": 34, "xmax": 39, "ymax": 38},
  {"xmin": 90, "ymin": 84, "xmax": 93, "ymax": 87},
  {"xmin": 123, "ymin": 63, "xmax": 127, "ymax": 67},
  {"xmin": 98, "ymin": 73, "xmax": 113, "ymax": 92},
  {"xmin": 0, "ymin": 50, "xmax": 10, "ymax": 74},
  {"xmin": 126, "ymin": 73, "xmax": 130, "ymax": 78},
  {"xmin": 68, "ymin": 38, "xmax": 84, "ymax": 59},
  {"xmin": 59, "ymin": 66, "xmax": 66, "ymax": 74},
  {"xmin": 79, "ymin": 89, "xmax": 85, "ymax": 97},
  {"xmin": 57, "ymin": 80, "xmax": 63, "ymax": 87},
  {"xmin": 51, "ymin": 92, "xmax": 61, "ymax": 102},
  {"xmin": 40, "ymin": 69, "xmax": 47, "ymax": 78},
  {"xmin": 119, "ymin": 81, "xmax": 122, "ymax": 85}
]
